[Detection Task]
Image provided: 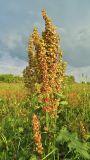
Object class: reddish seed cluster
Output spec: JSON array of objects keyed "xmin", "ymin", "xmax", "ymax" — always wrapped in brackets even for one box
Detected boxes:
[
  {"xmin": 42, "ymin": 97, "xmax": 50, "ymax": 103},
  {"xmin": 42, "ymin": 106, "xmax": 53, "ymax": 113},
  {"xmin": 32, "ymin": 28, "xmax": 50, "ymax": 93},
  {"xmin": 80, "ymin": 121, "xmax": 87, "ymax": 141},
  {"xmin": 32, "ymin": 114, "xmax": 43, "ymax": 155},
  {"xmin": 42, "ymin": 9, "xmax": 65, "ymax": 92},
  {"xmin": 23, "ymin": 9, "xmax": 65, "ymax": 95},
  {"xmin": 23, "ymin": 36, "xmax": 40, "ymax": 94},
  {"xmin": 42, "ymin": 10, "xmax": 59, "ymax": 89}
]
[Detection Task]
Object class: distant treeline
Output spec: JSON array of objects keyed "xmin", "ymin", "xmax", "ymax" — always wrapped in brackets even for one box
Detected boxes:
[
  {"xmin": 65, "ymin": 75, "xmax": 75, "ymax": 84},
  {"xmin": 0, "ymin": 74, "xmax": 23, "ymax": 83},
  {"xmin": 0, "ymin": 74, "xmax": 75, "ymax": 84},
  {"xmin": 0, "ymin": 74, "xmax": 89, "ymax": 84}
]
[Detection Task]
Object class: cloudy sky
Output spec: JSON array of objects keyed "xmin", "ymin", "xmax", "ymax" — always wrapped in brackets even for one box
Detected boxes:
[{"xmin": 0, "ymin": 0, "xmax": 90, "ymax": 81}]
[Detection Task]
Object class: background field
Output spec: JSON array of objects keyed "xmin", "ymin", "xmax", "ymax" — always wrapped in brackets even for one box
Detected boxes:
[{"xmin": 0, "ymin": 80, "xmax": 90, "ymax": 159}]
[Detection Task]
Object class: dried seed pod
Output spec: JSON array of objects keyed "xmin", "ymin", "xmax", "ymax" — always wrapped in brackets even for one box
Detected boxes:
[
  {"xmin": 32, "ymin": 114, "xmax": 43, "ymax": 155},
  {"xmin": 42, "ymin": 9, "xmax": 66, "ymax": 92},
  {"xmin": 32, "ymin": 28, "xmax": 50, "ymax": 93},
  {"xmin": 80, "ymin": 121, "xmax": 87, "ymax": 141},
  {"xmin": 23, "ymin": 10, "xmax": 66, "ymax": 117}
]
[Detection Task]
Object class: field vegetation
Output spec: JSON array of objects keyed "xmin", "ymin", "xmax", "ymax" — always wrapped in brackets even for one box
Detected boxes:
[{"xmin": 0, "ymin": 81, "xmax": 90, "ymax": 159}]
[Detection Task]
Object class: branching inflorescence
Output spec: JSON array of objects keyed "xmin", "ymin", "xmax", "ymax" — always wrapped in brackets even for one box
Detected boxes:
[
  {"xmin": 23, "ymin": 9, "xmax": 65, "ymax": 95},
  {"xmin": 23, "ymin": 9, "xmax": 66, "ymax": 156}
]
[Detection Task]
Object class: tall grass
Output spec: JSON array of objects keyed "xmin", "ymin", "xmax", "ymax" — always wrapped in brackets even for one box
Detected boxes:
[{"xmin": 0, "ymin": 82, "xmax": 90, "ymax": 159}]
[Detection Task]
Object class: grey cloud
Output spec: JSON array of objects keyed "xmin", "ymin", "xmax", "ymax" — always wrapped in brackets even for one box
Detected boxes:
[
  {"xmin": 61, "ymin": 27, "xmax": 90, "ymax": 67},
  {"xmin": 0, "ymin": 33, "xmax": 28, "ymax": 60}
]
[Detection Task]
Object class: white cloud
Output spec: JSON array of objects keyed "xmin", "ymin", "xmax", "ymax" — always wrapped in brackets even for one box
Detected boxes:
[
  {"xmin": 0, "ymin": 54, "xmax": 27, "ymax": 75},
  {"xmin": 0, "ymin": 53, "xmax": 90, "ymax": 82}
]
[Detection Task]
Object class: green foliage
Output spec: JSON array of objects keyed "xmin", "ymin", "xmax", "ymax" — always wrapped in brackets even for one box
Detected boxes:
[
  {"xmin": 0, "ymin": 74, "xmax": 23, "ymax": 83},
  {"xmin": 0, "ymin": 83, "xmax": 90, "ymax": 159},
  {"xmin": 56, "ymin": 127, "xmax": 90, "ymax": 159},
  {"xmin": 30, "ymin": 155, "xmax": 37, "ymax": 160},
  {"xmin": 65, "ymin": 75, "xmax": 75, "ymax": 84},
  {"xmin": 0, "ymin": 98, "xmax": 34, "ymax": 159}
]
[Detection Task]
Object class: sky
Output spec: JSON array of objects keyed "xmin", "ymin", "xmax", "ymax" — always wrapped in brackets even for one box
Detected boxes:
[{"xmin": 0, "ymin": 0, "xmax": 90, "ymax": 82}]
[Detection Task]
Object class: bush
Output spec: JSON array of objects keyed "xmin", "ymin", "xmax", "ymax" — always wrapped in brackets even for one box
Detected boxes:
[{"xmin": 0, "ymin": 74, "xmax": 23, "ymax": 83}]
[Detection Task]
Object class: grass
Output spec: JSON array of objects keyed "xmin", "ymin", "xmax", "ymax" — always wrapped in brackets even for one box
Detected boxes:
[
  {"xmin": 0, "ymin": 82, "xmax": 27, "ymax": 102},
  {"xmin": 0, "ymin": 82, "xmax": 90, "ymax": 159},
  {"xmin": 0, "ymin": 82, "xmax": 90, "ymax": 100}
]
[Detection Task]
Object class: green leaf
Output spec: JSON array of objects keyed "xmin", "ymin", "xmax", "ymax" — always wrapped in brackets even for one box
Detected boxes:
[
  {"xmin": 30, "ymin": 155, "xmax": 37, "ymax": 160},
  {"xmin": 55, "ymin": 93, "xmax": 65, "ymax": 99},
  {"xmin": 68, "ymin": 141, "xmax": 90, "ymax": 159},
  {"xmin": 1, "ymin": 134, "xmax": 7, "ymax": 145},
  {"xmin": 56, "ymin": 127, "xmax": 70, "ymax": 143},
  {"xmin": 56, "ymin": 127, "xmax": 90, "ymax": 160},
  {"xmin": 60, "ymin": 101, "xmax": 68, "ymax": 105},
  {"xmin": 18, "ymin": 127, "xmax": 24, "ymax": 133}
]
